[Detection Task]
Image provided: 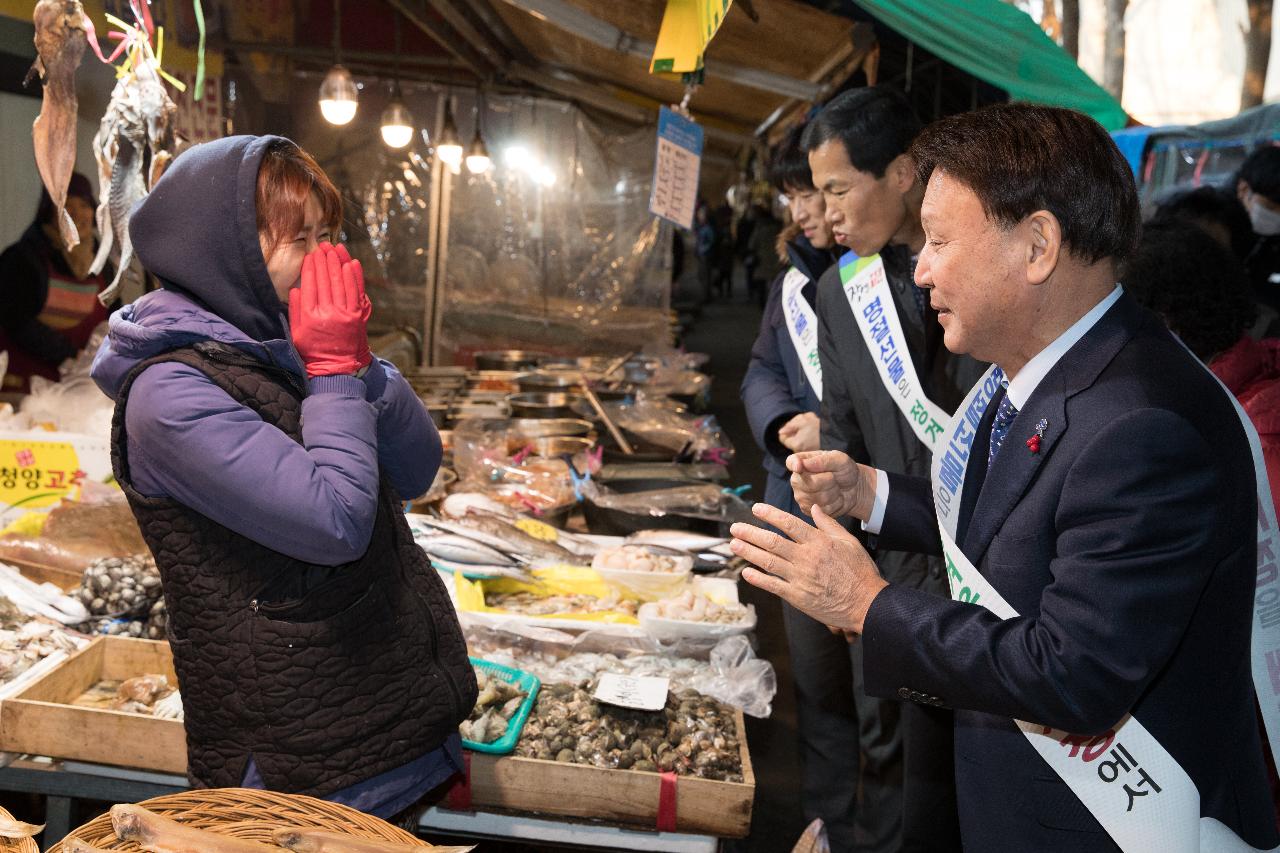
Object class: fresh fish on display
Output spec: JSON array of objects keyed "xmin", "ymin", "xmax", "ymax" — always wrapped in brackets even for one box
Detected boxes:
[
  {"xmin": 273, "ymin": 828, "xmax": 475, "ymax": 853},
  {"xmin": 417, "ymin": 533, "xmax": 516, "ymax": 567},
  {"xmin": 110, "ymin": 805, "xmax": 279, "ymax": 853},
  {"xmin": 441, "ymin": 492, "xmax": 512, "ymax": 519},
  {"xmin": 412, "ymin": 516, "xmax": 525, "ymax": 557},
  {"xmin": 90, "ymin": 55, "xmax": 176, "ymax": 306},
  {"xmin": 28, "ymin": 0, "xmax": 87, "ymax": 250},
  {"xmin": 430, "ymin": 558, "xmax": 536, "ymax": 582},
  {"xmin": 416, "ymin": 514, "xmax": 577, "ymax": 564}
]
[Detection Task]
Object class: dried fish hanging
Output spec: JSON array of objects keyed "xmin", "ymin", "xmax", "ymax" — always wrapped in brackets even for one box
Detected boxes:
[
  {"xmin": 28, "ymin": 0, "xmax": 88, "ymax": 251},
  {"xmin": 83, "ymin": 3, "xmax": 180, "ymax": 306}
]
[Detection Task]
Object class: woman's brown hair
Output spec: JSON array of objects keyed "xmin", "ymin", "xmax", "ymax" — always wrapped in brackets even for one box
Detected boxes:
[{"xmin": 255, "ymin": 140, "xmax": 343, "ymax": 256}]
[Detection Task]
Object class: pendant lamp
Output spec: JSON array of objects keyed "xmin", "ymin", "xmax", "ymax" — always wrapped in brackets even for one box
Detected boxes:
[{"xmin": 319, "ymin": 0, "xmax": 357, "ymax": 125}]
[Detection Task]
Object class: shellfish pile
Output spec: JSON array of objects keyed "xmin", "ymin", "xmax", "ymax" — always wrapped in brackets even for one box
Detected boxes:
[
  {"xmin": 0, "ymin": 618, "xmax": 80, "ymax": 687},
  {"xmin": 515, "ymin": 682, "xmax": 743, "ymax": 781},
  {"xmin": 75, "ymin": 554, "xmax": 168, "ymax": 638},
  {"xmin": 649, "ymin": 590, "xmax": 748, "ymax": 624},
  {"xmin": 594, "ymin": 545, "xmax": 681, "ymax": 573},
  {"xmin": 459, "ymin": 667, "xmax": 527, "ymax": 745}
]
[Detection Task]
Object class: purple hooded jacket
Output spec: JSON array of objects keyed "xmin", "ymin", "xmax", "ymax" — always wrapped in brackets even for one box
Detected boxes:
[{"xmin": 90, "ymin": 135, "xmax": 456, "ymax": 817}]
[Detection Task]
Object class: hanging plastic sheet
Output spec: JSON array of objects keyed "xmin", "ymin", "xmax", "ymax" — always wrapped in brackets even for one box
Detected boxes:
[{"xmin": 437, "ymin": 94, "xmax": 672, "ymax": 364}]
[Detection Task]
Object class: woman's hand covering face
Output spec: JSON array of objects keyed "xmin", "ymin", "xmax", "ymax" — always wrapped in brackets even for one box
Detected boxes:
[{"xmin": 288, "ymin": 243, "xmax": 373, "ymax": 377}]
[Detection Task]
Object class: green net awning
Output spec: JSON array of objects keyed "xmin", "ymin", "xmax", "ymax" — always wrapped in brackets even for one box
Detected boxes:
[{"xmin": 855, "ymin": 0, "xmax": 1129, "ymax": 130}]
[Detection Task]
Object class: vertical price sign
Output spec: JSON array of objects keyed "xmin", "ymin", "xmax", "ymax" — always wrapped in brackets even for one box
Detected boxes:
[{"xmin": 649, "ymin": 106, "xmax": 704, "ymax": 231}]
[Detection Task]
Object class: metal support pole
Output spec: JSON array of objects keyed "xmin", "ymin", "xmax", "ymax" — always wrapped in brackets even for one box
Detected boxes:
[
  {"xmin": 422, "ymin": 97, "xmax": 445, "ymax": 366},
  {"xmin": 432, "ymin": 162, "xmax": 454, "ymax": 365}
]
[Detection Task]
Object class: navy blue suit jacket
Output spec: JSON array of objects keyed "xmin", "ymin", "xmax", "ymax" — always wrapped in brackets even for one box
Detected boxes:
[
  {"xmin": 862, "ymin": 293, "xmax": 1278, "ymax": 850},
  {"xmin": 740, "ymin": 237, "xmax": 834, "ymax": 517}
]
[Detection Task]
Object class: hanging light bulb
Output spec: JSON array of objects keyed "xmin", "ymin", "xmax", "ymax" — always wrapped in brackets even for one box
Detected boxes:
[
  {"xmin": 380, "ymin": 13, "xmax": 414, "ymax": 148},
  {"xmin": 436, "ymin": 97, "xmax": 463, "ymax": 171},
  {"xmin": 318, "ymin": 0, "xmax": 357, "ymax": 125},
  {"xmin": 381, "ymin": 98, "xmax": 414, "ymax": 149},
  {"xmin": 465, "ymin": 128, "xmax": 491, "ymax": 174},
  {"xmin": 319, "ymin": 65, "xmax": 358, "ymax": 125}
]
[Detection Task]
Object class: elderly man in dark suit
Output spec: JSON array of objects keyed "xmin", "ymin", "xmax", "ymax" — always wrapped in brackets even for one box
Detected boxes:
[{"xmin": 730, "ymin": 103, "xmax": 1280, "ymax": 851}]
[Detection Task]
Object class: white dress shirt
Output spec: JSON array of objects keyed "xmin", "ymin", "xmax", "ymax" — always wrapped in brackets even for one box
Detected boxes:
[{"xmin": 862, "ymin": 285, "xmax": 1124, "ymax": 535}]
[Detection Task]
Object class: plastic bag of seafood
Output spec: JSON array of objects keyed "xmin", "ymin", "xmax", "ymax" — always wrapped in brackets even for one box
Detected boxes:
[{"xmin": 459, "ymin": 657, "xmax": 540, "ymax": 755}]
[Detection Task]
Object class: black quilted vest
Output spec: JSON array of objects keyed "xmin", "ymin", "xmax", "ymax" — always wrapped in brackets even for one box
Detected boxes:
[{"xmin": 110, "ymin": 341, "xmax": 478, "ymax": 796}]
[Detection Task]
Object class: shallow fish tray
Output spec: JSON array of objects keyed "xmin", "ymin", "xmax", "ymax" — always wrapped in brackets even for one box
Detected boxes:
[
  {"xmin": 0, "ymin": 636, "xmax": 185, "ymax": 773},
  {"xmin": 456, "ymin": 707, "xmax": 755, "ymax": 837}
]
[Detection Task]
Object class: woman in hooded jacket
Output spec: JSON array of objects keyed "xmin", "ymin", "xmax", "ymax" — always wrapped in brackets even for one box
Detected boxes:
[{"xmin": 90, "ymin": 135, "xmax": 477, "ymax": 817}]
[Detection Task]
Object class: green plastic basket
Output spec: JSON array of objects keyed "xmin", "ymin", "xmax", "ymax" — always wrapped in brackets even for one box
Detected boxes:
[{"xmin": 461, "ymin": 656, "xmax": 541, "ymax": 755}]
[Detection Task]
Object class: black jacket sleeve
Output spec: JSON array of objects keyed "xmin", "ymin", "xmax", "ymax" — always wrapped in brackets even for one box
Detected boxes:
[{"xmin": 741, "ymin": 270, "xmax": 803, "ymax": 463}]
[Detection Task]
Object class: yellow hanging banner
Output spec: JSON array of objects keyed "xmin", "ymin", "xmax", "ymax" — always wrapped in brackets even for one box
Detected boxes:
[{"xmin": 650, "ymin": 0, "xmax": 733, "ymax": 77}]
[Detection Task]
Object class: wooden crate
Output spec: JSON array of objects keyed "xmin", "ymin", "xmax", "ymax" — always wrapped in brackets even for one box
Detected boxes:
[
  {"xmin": 464, "ymin": 708, "xmax": 756, "ymax": 838},
  {"xmin": 0, "ymin": 636, "xmax": 185, "ymax": 774}
]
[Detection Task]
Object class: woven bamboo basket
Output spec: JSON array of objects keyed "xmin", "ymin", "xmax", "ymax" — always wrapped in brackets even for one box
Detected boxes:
[
  {"xmin": 0, "ymin": 806, "xmax": 39, "ymax": 853},
  {"xmin": 48, "ymin": 788, "xmax": 424, "ymax": 853}
]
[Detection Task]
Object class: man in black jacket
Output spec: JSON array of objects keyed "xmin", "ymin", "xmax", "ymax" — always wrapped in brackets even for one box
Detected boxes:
[{"xmin": 799, "ymin": 86, "xmax": 984, "ymax": 853}]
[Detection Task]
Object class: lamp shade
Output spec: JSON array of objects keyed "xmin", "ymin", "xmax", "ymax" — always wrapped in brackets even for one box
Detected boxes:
[
  {"xmin": 465, "ymin": 129, "xmax": 491, "ymax": 174},
  {"xmin": 380, "ymin": 98, "xmax": 415, "ymax": 149},
  {"xmin": 319, "ymin": 64, "xmax": 358, "ymax": 125}
]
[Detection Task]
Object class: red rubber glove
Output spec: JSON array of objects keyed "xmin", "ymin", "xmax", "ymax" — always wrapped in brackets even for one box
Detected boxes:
[{"xmin": 289, "ymin": 243, "xmax": 372, "ymax": 377}]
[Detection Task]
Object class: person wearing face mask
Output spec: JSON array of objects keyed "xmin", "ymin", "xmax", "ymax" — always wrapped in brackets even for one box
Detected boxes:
[
  {"xmin": 1237, "ymin": 145, "xmax": 1280, "ymax": 310},
  {"xmin": 790, "ymin": 86, "xmax": 986, "ymax": 853},
  {"xmin": 0, "ymin": 173, "xmax": 113, "ymax": 394},
  {"xmin": 741, "ymin": 128, "xmax": 847, "ymax": 845},
  {"xmin": 89, "ymin": 136, "xmax": 477, "ymax": 816}
]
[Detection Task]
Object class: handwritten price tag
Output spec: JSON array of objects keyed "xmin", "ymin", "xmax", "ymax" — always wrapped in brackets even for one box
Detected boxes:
[{"xmin": 593, "ymin": 673, "xmax": 670, "ymax": 711}]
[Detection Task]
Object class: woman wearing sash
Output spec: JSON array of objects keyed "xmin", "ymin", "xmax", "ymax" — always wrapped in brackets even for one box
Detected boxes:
[
  {"xmin": 740, "ymin": 128, "xmax": 847, "ymax": 849},
  {"xmin": 731, "ymin": 105, "xmax": 1279, "ymax": 851}
]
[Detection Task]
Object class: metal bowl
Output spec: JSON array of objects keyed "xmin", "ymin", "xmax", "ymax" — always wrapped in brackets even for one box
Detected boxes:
[
  {"xmin": 508, "ymin": 392, "xmax": 590, "ymax": 419},
  {"xmin": 474, "ymin": 350, "xmax": 551, "ymax": 371},
  {"xmin": 509, "ymin": 418, "xmax": 594, "ymax": 439},
  {"xmin": 467, "ymin": 370, "xmax": 522, "ymax": 392},
  {"xmin": 448, "ymin": 402, "xmax": 510, "ymax": 423},
  {"xmin": 521, "ymin": 435, "xmax": 594, "ymax": 458},
  {"xmin": 516, "ymin": 371, "xmax": 583, "ymax": 393}
]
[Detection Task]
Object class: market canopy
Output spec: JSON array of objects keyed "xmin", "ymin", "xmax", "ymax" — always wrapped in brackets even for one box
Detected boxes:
[{"xmin": 851, "ymin": 0, "xmax": 1129, "ymax": 130}]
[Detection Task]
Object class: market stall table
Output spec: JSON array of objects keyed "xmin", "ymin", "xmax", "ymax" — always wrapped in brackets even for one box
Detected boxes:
[{"xmin": 0, "ymin": 756, "xmax": 724, "ymax": 852}]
